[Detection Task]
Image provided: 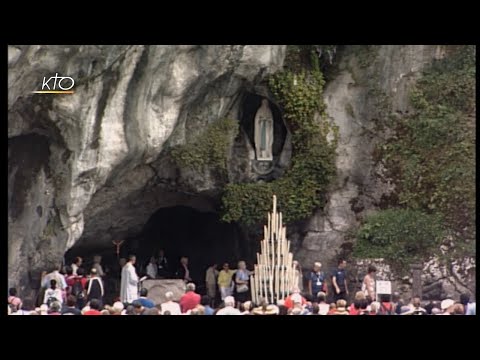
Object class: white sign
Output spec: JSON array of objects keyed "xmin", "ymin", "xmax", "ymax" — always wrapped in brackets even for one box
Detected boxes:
[{"xmin": 376, "ymin": 280, "xmax": 392, "ymax": 295}]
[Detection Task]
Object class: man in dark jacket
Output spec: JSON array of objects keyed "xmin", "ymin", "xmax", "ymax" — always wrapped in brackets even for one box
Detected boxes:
[
  {"xmin": 176, "ymin": 256, "xmax": 192, "ymax": 283},
  {"xmin": 85, "ymin": 268, "xmax": 104, "ymax": 308}
]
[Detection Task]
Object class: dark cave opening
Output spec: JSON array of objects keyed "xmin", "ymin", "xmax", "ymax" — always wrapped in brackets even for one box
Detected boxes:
[
  {"xmin": 66, "ymin": 206, "xmax": 249, "ymax": 293},
  {"xmin": 130, "ymin": 206, "xmax": 247, "ymax": 285}
]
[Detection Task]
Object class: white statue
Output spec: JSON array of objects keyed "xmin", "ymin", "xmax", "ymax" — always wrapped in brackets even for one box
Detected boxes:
[{"xmin": 254, "ymin": 99, "xmax": 274, "ymax": 161}]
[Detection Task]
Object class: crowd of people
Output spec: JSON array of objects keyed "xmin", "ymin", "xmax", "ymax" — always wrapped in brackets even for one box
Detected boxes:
[{"xmin": 7, "ymin": 254, "xmax": 476, "ymax": 315}]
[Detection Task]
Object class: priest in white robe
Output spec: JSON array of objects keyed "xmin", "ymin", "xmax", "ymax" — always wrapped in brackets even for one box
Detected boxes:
[{"xmin": 120, "ymin": 255, "xmax": 139, "ymax": 303}]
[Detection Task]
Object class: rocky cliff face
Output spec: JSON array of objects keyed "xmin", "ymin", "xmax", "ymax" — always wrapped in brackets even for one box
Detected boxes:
[
  {"xmin": 294, "ymin": 45, "xmax": 475, "ymax": 299},
  {"xmin": 8, "ymin": 45, "xmax": 286, "ymax": 296},
  {"xmin": 296, "ymin": 45, "xmax": 445, "ymax": 266},
  {"xmin": 8, "ymin": 45, "xmax": 474, "ymax": 300}
]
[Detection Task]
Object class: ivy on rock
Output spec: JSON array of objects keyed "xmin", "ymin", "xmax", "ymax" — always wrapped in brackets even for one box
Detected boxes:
[{"xmin": 221, "ymin": 47, "xmax": 338, "ymax": 225}]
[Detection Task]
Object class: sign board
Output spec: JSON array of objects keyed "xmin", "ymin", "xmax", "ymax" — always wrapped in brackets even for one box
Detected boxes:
[{"xmin": 376, "ymin": 280, "xmax": 392, "ymax": 295}]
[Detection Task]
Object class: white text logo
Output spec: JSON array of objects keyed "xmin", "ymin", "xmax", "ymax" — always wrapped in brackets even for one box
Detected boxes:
[{"xmin": 33, "ymin": 73, "xmax": 75, "ymax": 94}]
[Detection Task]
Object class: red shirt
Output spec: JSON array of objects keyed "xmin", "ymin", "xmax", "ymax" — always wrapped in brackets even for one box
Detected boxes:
[
  {"xmin": 180, "ymin": 291, "xmax": 201, "ymax": 313},
  {"xmin": 83, "ymin": 309, "xmax": 102, "ymax": 315},
  {"xmin": 349, "ymin": 304, "xmax": 360, "ymax": 315},
  {"xmin": 66, "ymin": 275, "xmax": 76, "ymax": 288},
  {"xmin": 72, "ymin": 276, "xmax": 88, "ymax": 288},
  {"xmin": 284, "ymin": 295, "xmax": 307, "ymax": 309}
]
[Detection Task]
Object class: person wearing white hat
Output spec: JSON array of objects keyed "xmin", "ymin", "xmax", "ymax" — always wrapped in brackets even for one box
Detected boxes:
[
  {"xmin": 160, "ymin": 291, "xmax": 181, "ymax": 315},
  {"xmin": 216, "ymin": 296, "xmax": 241, "ymax": 315},
  {"xmin": 111, "ymin": 301, "xmax": 124, "ymax": 315},
  {"xmin": 440, "ymin": 299, "xmax": 455, "ymax": 315}
]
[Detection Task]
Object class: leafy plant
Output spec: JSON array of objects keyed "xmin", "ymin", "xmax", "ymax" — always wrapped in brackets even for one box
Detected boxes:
[
  {"xmin": 353, "ymin": 209, "xmax": 445, "ymax": 274},
  {"xmin": 171, "ymin": 118, "xmax": 238, "ymax": 174},
  {"xmin": 374, "ymin": 45, "xmax": 476, "ymax": 260},
  {"xmin": 221, "ymin": 49, "xmax": 338, "ymax": 225}
]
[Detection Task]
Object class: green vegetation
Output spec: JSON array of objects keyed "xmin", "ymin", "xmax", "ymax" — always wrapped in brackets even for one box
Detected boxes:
[
  {"xmin": 221, "ymin": 47, "xmax": 338, "ymax": 225},
  {"xmin": 353, "ymin": 209, "xmax": 445, "ymax": 274},
  {"xmin": 171, "ymin": 118, "xmax": 238, "ymax": 174},
  {"xmin": 355, "ymin": 45, "xmax": 476, "ymax": 268}
]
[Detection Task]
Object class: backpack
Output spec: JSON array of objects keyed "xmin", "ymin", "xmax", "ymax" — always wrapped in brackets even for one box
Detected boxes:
[
  {"xmin": 378, "ymin": 302, "xmax": 394, "ymax": 315},
  {"xmin": 47, "ymin": 295, "xmax": 58, "ymax": 307},
  {"xmin": 72, "ymin": 278, "xmax": 85, "ymax": 299}
]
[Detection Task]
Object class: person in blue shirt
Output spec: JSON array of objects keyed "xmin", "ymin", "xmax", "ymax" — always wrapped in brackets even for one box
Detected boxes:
[
  {"xmin": 201, "ymin": 295, "xmax": 215, "ymax": 315},
  {"xmin": 135, "ymin": 288, "xmax": 155, "ymax": 308},
  {"xmin": 308, "ymin": 262, "xmax": 327, "ymax": 301},
  {"xmin": 460, "ymin": 293, "xmax": 476, "ymax": 315},
  {"xmin": 331, "ymin": 258, "xmax": 349, "ymax": 302}
]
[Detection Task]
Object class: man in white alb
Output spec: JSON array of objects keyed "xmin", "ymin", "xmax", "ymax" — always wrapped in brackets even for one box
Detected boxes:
[{"xmin": 120, "ymin": 255, "xmax": 139, "ymax": 304}]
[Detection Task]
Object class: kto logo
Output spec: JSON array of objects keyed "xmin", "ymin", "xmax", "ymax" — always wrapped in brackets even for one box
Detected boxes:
[{"xmin": 32, "ymin": 73, "xmax": 75, "ymax": 94}]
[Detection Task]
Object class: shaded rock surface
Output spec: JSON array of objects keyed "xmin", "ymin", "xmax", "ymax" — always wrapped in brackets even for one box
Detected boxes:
[
  {"xmin": 8, "ymin": 45, "xmax": 286, "ymax": 297},
  {"xmin": 8, "ymin": 45, "xmax": 474, "ymax": 300}
]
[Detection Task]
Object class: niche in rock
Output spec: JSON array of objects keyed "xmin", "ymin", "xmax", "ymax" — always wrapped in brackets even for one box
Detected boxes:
[{"xmin": 239, "ymin": 93, "xmax": 287, "ymax": 165}]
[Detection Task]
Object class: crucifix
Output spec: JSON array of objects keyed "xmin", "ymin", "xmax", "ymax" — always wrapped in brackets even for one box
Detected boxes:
[{"xmin": 112, "ymin": 239, "xmax": 125, "ymax": 259}]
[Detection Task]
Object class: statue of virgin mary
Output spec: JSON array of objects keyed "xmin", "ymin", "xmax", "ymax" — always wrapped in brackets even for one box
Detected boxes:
[{"xmin": 254, "ymin": 99, "xmax": 274, "ymax": 161}]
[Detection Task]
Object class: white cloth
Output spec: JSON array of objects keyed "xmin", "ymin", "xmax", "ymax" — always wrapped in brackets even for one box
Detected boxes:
[
  {"xmin": 120, "ymin": 262, "xmax": 139, "ymax": 303},
  {"xmin": 160, "ymin": 301, "xmax": 182, "ymax": 315},
  {"xmin": 43, "ymin": 288, "xmax": 63, "ymax": 305},
  {"xmin": 146, "ymin": 263, "xmax": 157, "ymax": 279},
  {"xmin": 318, "ymin": 303, "xmax": 330, "ymax": 315},
  {"xmin": 71, "ymin": 263, "xmax": 78, "ymax": 276},
  {"xmin": 216, "ymin": 306, "xmax": 241, "ymax": 315},
  {"xmin": 220, "ymin": 286, "xmax": 233, "ymax": 300}
]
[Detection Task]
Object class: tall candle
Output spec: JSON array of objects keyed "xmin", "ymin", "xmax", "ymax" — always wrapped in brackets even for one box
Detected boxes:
[
  {"xmin": 270, "ymin": 271, "xmax": 274, "ymax": 304},
  {"xmin": 278, "ymin": 237, "xmax": 281, "ymax": 268},
  {"xmin": 271, "ymin": 213, "xmax": 275, "ymax": 242},
  {"xmin": 268, "ymin": 239, "xmax": 272, "ymax": 268},
  {"xmin": 276, "ymin": 265, "xmax": 279, "ymax": 297},
  {"xmin": 286, "ymin": 268, "xmax": 290, "ymax": 296},
  {"xmin": 260, "ymin": 266, "xmax": 264, "ymax": 301},
  {"xmin": 257, "ymin": 265, "xmax": 260, "ymax": 300},
  {"xmin": 279, "ymin": 267, "xmax": 282, "ymax": 299},
  {"xmin": 265, "ymin": 240, "xmax": 269, "ymax": 267},
  {"xmin": 251, "ymin": 274, "xmax": 255, "ymax": 304}
]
